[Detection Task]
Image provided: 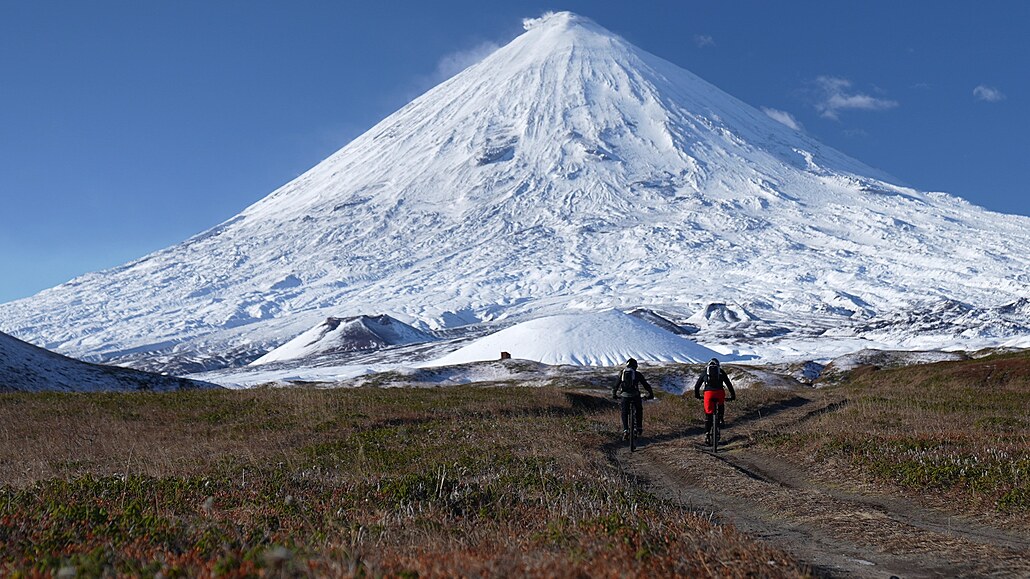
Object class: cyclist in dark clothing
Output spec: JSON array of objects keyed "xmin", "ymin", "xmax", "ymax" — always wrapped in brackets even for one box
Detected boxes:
[
  {"xmin": 693, "ymin": 358, "xmax": 736, "ymax": 444},
  {"xmin": 613, "ymin": 358, "xmax": 655, "ymax": 440}
]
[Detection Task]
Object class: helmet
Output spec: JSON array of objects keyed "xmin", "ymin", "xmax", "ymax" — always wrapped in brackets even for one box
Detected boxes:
[{"xmin": 626, "ymin": 358, "xmax": 638, "ymax": 369}]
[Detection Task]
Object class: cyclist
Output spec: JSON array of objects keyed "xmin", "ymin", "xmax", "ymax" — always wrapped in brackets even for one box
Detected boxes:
[
  {"xmin": 613, "ymin": 358, "xmax": 655, "ymax": 440},
  {"xmin": 693, "ymin": 358, "xmax": 736, "ymax": 444}
]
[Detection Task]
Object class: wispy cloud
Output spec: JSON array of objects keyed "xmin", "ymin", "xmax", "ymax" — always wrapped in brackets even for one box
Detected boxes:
[
  {"xmin": 973, "ymin": 84, "xmax": 1005, "ymax": 102},
  {"xmin": 402, "ymin": 40, "xmax": 502, "ymax": 104},
  {"xmin": 812, "ymin": 76, "xmax": 898, "ymax": 120},
  {"xmin": 762, "ymin": 107, "xmax": 803, "ymax": 131},
  {"xmin": 694, "ymin": 34, "xmax": 715, "ymax": 48},
  {"xmin": 435, "ymin": 41, "xmax": 501, "ymax": 81}
]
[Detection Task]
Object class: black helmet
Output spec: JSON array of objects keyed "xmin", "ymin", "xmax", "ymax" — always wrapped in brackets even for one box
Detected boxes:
[{"xmin": 626, "ymin": 358, "xmax": 638, "ymax": 369}]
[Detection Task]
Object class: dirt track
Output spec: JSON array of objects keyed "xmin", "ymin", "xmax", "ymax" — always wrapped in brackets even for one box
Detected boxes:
[{"xmin": 615, "ymin": 394, "xmax": 1030, "ymax": 578}]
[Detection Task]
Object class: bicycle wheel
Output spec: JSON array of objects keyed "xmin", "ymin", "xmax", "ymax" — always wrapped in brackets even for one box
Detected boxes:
[
  {"xmin": 629, "ymin": 403, "xmax": 637, "ymax": 452},
  {"xmin": 711, "ymin": 412, "xmax": 719, "ymax": 453}
]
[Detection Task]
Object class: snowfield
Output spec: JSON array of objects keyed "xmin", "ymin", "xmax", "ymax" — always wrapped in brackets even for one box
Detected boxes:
[{"xmin": 0, "ymin": 11, "xmax": 1028, "ymax": 385}]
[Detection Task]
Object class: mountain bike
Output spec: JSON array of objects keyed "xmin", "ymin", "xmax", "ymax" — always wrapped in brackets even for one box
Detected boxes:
[
  {"xmin": 705, "ymin": 396, "xmax": 733, "ymax": 453},
  {"xmin": 622, "ymin": 395, "xmax": 654, "ymax": 452}
]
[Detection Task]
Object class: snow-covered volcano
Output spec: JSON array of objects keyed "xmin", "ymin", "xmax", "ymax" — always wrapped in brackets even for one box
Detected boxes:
[{"xmin": 1, "ymin": 11, "xmax": 1028, "ymax": 372}]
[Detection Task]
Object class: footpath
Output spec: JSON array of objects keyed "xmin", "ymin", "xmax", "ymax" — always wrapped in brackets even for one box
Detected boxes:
[{"xmin": 615, "ymin": 393, "xmax": 1030, "ymax": 578}]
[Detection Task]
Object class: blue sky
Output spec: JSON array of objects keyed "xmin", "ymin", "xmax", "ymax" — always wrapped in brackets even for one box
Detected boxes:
[{"xmin": 1, "ymin": 1, "xmax": 1026, "ymax": 303}]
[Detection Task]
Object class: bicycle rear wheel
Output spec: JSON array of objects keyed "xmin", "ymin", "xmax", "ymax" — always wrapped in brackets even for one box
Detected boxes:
[
  {"xmin": 629, "ymin": 403, "xmax": 637, "ymax": 452},
  {"xmin": 711, "ymin": 413, "xmax": 719, "ymax": 453}
]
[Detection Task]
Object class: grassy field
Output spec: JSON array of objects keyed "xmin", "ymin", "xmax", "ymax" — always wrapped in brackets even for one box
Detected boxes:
[
  {"xmin": 0, "ymin": 380, "xmax": 805, "ymax": 577},
  {"xmin": 764, "ymin": 350, "xmax": 1030, "ymax": 520}
]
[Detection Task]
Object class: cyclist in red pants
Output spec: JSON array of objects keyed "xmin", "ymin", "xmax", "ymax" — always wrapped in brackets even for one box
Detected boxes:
[{"xmin": 693, "ymin": 358, "xmax": 736, "ymax": 444}]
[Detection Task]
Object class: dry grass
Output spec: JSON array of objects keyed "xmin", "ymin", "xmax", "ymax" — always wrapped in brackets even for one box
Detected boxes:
[
  {"xmin": 0, "ymin": 382, "xmax": 806, "ymax": 577},
  {"xmin": 765, "ymin": 351, "xmax": 1030, "ymax": 519}
]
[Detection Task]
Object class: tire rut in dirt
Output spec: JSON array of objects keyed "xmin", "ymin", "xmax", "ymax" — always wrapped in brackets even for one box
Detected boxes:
[{"xmin": 615, "ymin": 393, "xmax": 1030, "ymax": 578}]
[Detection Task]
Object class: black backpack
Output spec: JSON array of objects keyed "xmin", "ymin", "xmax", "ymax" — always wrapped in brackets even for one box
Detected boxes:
[
  {"xmin": 706, "ymin": 363, "xmax": 721, "ymax": 390},
  {"xmin": 619, "ymin": 368, "xmax": 639, "ymax": 395}
]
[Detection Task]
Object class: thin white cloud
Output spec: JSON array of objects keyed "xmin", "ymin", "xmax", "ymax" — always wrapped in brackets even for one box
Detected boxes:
[
  {"xmin": 403, "ymin": 40, "xmax": 502, "ymax": 103},
  {"xmin": 435, "ymin": 41, "xmax": 501, "ymax": 80},
  {"xmin": 762, "ymin": 107, "xmax": 803, "ymax": 131},
  {"xmin": 694, "ymin": 34, "xmax": 715, "ymax": 48},
  {"xmin": 813, "ymin": 76, "xmax": 898, "ymax": 120},
  {"xmin": 973, "ymin": 84, "xmax": 1005, "ymax": 102}
]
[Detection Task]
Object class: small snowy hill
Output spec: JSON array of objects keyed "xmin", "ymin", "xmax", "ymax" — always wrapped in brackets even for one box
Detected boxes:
[
  {"xmin": 0, "ymin": 331, "xmax": 217, "ymax": 393},
  {"xmin": 251, "ymin": 314, "xmax": 435, "ymax": 365},
  {"xmin": 422, "ymin": 310, "xmax": 726, "ymax": 367},
  {"xmin": 687, "ymin": 303, "xmax": 759, "ymax": 327}
]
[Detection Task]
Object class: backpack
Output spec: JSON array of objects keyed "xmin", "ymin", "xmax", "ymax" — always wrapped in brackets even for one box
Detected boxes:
[
  {"xmin": 706, "ymin": 363, "xmax": 721, "ymax": 390},
  {"xmin": 619, "ymin": 368, "xmax": 639, "ymax": 395}
]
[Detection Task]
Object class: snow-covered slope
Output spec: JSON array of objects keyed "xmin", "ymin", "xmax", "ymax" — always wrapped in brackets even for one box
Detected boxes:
[
  {"xmin": 0, "ymin": 331, "xmax": 217, "ymax": 392},
  {"xmin": 252, "ymin": 314, "xmax": 435, "ymax": 365},
  {"xmin": 1, "ymin": 11, "xmax": 1028, "ymax": 372},
  {"xmin": 422, "ymin": 310, "xmax": 730, "ymax": 367}
]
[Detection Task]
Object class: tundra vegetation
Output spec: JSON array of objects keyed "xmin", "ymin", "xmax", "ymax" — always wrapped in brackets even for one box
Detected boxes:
[
  {"xmin": 0, "ymin": 380, "xmax": 803, "ymax": 577},
  {"xmin": 764, "ymin": 350, "xmax": 1030, "ymax": 518},
  {"xmin": 1, "ymin": 351, "xmax": 1027, "ymax": 577}
]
